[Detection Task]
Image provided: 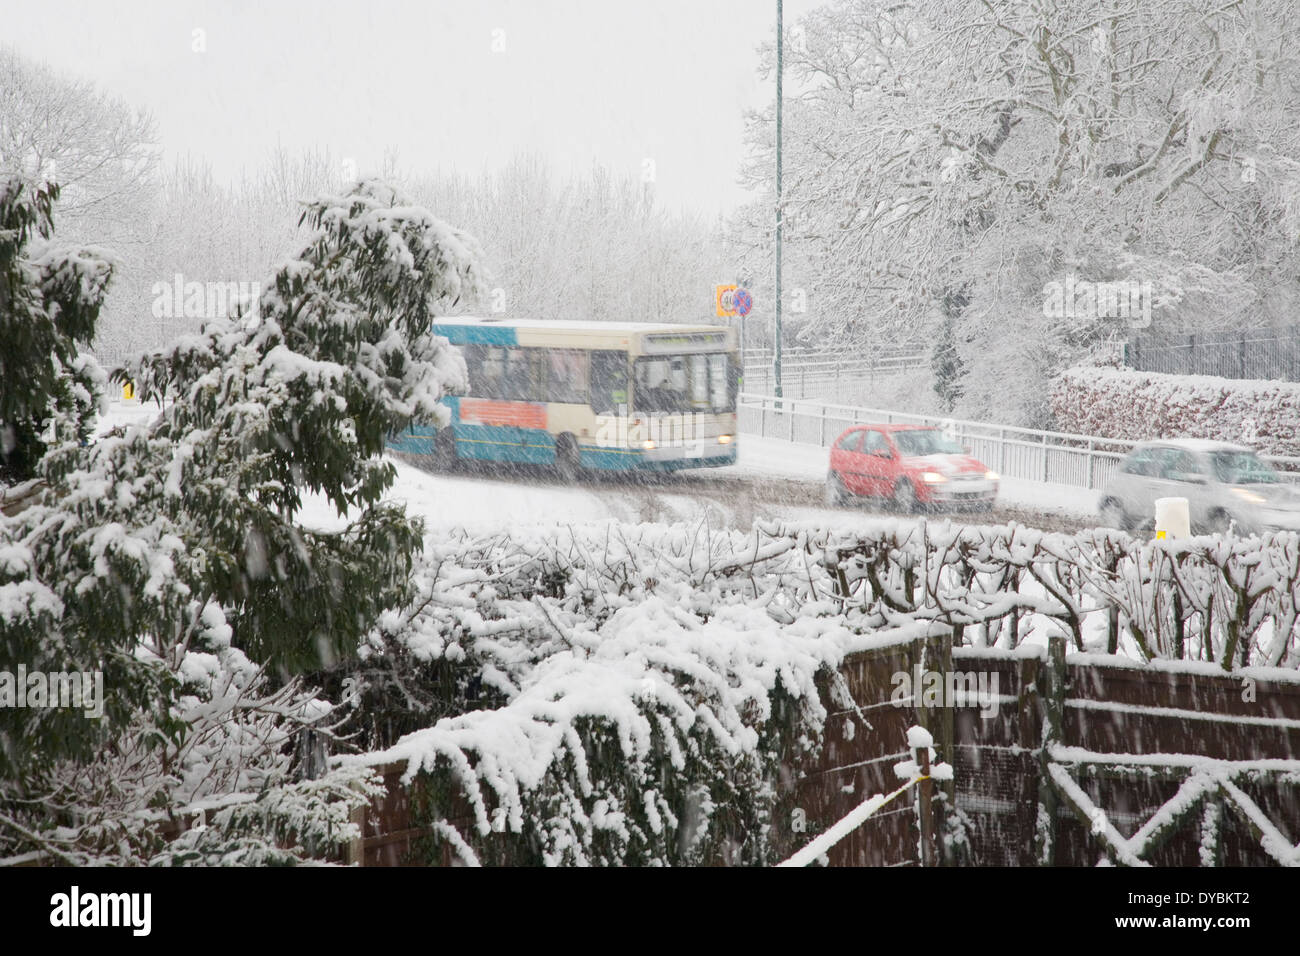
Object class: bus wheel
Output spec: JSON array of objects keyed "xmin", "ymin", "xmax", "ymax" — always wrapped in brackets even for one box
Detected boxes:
[
  {"xmin": 434, "ymin": 429, "xmax": 458, "ymax": 472},
  {"xmin": 555, "ymin": 435, "xmax": 583, "ymax": 483}
]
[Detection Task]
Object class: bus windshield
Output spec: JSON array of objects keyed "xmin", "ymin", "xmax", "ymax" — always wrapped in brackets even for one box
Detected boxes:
[{"xmin": 634, "ymin": 353, "xmax": 734, "ymax": 414}]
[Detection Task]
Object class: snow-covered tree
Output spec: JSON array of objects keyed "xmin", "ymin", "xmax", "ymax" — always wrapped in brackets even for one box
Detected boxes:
[
  {"xmin": 737, "ymin": 0, "xmax": 1300, "ymax": 424},
  {"xmin": 0, "ymin": 177, "xmax": 114, "ymax": 485},
  {"xmin": 1, "ymin": 179, "xmax": 483, "ymax": 862}
]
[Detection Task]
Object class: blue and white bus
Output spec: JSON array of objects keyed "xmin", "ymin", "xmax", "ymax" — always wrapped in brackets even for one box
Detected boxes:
[{"xmin": 388, "ymin": 317, "xmax": 739, "ymax": 477}]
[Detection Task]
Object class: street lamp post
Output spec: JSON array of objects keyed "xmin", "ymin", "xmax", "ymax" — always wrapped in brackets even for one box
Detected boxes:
[{"xmin": 774, "ymin": 0, "xmax": 784, "ymax": 401}]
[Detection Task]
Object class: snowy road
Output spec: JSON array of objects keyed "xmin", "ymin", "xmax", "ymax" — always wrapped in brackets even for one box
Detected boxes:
[
  {"xmin": 362, "ymin": 444, "xmax": 1102, "ymax": 536},
  {"xmin": 100, "ymin": 400, "xmax": 1102, "ymax": 535}
]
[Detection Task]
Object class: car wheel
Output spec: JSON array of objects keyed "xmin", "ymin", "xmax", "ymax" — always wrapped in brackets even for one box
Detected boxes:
[
  {"xmin": 825, "ymin": 471, "xmax": 849, "ymax": 507},
  {"xmin": 1098, "ymin": 498, "xmax": 1129, "ymax": 531},
  {"xmin": 892, "ymin": 478, "xmax": 918, "ymax": 514},
  {"xmin": 555, "ymin": 434, "xmax": 583, "ymax": 483},
  {"xmin": 1204, "ymin": 509, "xmax": 1232, "ymax": 535}
]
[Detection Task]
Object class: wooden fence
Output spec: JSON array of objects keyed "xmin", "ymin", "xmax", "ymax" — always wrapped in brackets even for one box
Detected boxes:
[{"xmin": 342, "ymin": 633, "xmax": 1300, "ymax": 866}]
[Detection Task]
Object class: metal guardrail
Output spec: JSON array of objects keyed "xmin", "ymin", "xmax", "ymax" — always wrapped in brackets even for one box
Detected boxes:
[
  {"xmin": 737, "ymin": 393, "xmax": 1300, "ymax": 491},
  {"xmin": 742, "ymin": 345, "xmax": 926, "ymax": 364},
  {"xmin": 742, "ymin": 353, "xmax": 926, "ymax": 400},
  {"xmin": 1125, "ymin": 327, "xmax": 1300, "ymax": 383}
]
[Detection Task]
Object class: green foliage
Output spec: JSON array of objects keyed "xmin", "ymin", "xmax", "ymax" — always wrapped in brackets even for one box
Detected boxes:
[
  {"xmin": 106, "ymin": 179, "xmax": 483, "ymax": 672},
  {"xmin": 2, "ymin": 179, "xmax": 484, "ymax": 859},
  {"xmin": 0, "ymin": 176, "xmax": 114, "ymax": 484}
]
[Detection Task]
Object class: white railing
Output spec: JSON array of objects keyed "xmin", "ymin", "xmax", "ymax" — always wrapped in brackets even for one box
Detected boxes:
[
  {"xmin": 738, "ymin": 393, "xmax": 1300, "ymax": 491},
  {"xmin": 742, "ymin": 353, "xmax": 926, "ymax": 400}
]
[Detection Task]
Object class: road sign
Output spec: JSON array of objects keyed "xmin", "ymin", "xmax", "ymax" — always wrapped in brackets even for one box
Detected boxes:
[
  {"xmin": 733, "ymin": 288, "xmax": 753, "ymax": 317},
  {"xmin": 715, "ymin": 284, "xmax": 737, "ymax": 317}
]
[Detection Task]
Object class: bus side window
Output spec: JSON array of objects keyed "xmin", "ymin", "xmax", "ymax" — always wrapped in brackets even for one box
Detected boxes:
[
  {"xmin": 589, "ymin": 350, "xmax": 629, "ymax": 415},
  {"xmin": 547, "ymin": 349, "xmax": 588, "ymax": 404},
  {"xmin": 503, "ymin": 348, "xmax": 532, "ymax": 401},
  {"xmin": 473, "ymin": 346, "xmax": 506, "ymax": 399}
]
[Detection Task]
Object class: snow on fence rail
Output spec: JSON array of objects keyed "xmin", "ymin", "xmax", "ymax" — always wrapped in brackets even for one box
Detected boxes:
[
  {"xmin": 779, "ymin": 725, "xmax": 950, "ymax": 867},
  {"xmin": 738, "ymin": 392, "xmax": 1300, "ymax": 490}
]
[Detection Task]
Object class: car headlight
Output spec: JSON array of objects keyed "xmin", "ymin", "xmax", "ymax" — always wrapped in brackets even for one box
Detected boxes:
[
  {"xmin": 921, "ymin": 471, "xmax": 947, "ymax": 484},
  {"xmin": 642, "ymin": 440, "xmax": 657, "ymax": 450},
  {"xmin": 985, "ymin": 470, "xmax": 999, "ymax": 481},
  {"xmin": 1230, "ymin": 488, "xmax": 1266, "ymax": 505}
]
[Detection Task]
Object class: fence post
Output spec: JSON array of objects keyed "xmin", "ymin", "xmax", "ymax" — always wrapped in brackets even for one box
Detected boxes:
[
  {"xmin": 1041, "ymin": 433, "xmax": 1049, "ymax": 483},
  {"xmin": 760, "ymin": 399, "xmax": 768, "ymax": 439},
  {"xmin": 789, "ymin": 401, "xmax": 796, "ymax": 442},
  {"xmin": 1033, "ymin": 634, "xmax": 1067, "ymax": 866},
  {"xmin": 916, "ymin": 737, "xmax": 937, "ymax": 868},
  {"xmin": 999, "ymin": 428, "xmax": 1007, "ymax": 476},
  {"xmin": 1086, "ymin": 439, "xmax": 1094, "ymax": 490},
  {"xmin": 820, "ymin": 404, "xmax": 827, "ymax": 446}
]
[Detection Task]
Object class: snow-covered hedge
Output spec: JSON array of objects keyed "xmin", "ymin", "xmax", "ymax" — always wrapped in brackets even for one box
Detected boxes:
[
  {"xmin": 1051, "ymin": 366, "xmax": 1300, "ymax": 456},
  {"xmin": 339, "ymin": 517, "xmax": 1300, "ymax": 866}
]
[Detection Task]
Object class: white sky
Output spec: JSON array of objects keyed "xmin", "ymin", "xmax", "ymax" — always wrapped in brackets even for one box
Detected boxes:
[{"xmin": 5, "ymin": 0, "xmax": 824, "ymax": 217}]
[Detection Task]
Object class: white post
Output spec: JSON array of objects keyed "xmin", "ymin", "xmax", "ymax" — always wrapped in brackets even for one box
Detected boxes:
[{"xmin": 1154, "ymin": 497, "xmax": 1190, "ymax": 539}]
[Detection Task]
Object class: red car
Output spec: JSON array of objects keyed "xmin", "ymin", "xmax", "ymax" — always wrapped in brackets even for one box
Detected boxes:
[{"xmin": 825, "ymin": 424, "xmax": 999, "ymax": 512}]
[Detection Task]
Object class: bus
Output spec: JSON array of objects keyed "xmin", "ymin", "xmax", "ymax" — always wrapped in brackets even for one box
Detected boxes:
[{"xmin": 387, "ymin": 317, "xmax": 739, "ymax": 477}]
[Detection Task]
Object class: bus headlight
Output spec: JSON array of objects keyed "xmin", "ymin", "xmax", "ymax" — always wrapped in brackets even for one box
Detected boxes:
[
  {"xmin": 921, "ymin": 471, "xmax": 947, "ymax": 484},
  {"xmin": 642, "ymin": 440, "xmax": 657, "ymax": 450},
  {"xmin": 717, "ymin": 434, "xmax": 733, "ymax": 444},
  {"xmin": 985, "ymin": 470, "xmax": 999, "ymax": 481}
]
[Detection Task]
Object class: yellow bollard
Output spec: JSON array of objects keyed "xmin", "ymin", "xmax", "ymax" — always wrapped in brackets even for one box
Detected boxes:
[{"xmin": 122, "ymin": 381, "xmax": 136, "ymax": 401}]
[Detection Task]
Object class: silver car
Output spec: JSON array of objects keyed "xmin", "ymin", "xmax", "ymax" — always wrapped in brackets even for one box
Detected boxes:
[{"xmin": 1098, "ymin": 439, "xmax": 1300, "ymax": 535}]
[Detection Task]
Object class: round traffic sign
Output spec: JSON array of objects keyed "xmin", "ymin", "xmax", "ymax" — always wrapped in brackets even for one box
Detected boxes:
[{"xmin": 733, "ymin": 288, "xmax": 753, "ymax": 317}]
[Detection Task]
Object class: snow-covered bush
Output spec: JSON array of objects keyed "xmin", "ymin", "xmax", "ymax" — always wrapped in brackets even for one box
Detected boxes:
[
  {"xmin": 1, "ymin": 179, "xmax": 482, "ymax": 863},
  {"xmin": 337, "ymin": 517, "xmax": 1300, "ymax": 866},
  {"xmin": 1051, "ymin": 366, "xmax": 1300, "ymax": 456},
  {"xmin": 2, "ymin": 613, "xmax": 381, "ymax": 865}
]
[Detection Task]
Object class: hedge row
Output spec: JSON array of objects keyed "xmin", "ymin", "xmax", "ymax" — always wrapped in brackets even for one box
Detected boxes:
[{"xmin": 1050, "ymin": 366, "xmax": 1300, "ymax": 457}]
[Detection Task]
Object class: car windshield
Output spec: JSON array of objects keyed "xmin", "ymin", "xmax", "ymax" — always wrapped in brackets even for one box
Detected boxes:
[
  {"xmin": 1210, "ymin": 450, "xmax": 1281, "ymax": 485},
  {"xmin": 891, "ymin": 429, "xmax": 964, "ymax": 457}
]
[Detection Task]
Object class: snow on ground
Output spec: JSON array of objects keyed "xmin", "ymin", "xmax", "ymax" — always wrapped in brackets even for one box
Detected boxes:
[
  {"xmin": 724, "ymin": 434, "xmax": 828, "ymax": 482},
  {"xmin": 298, "ymin": 460, "xmax": 617, "ymax": 534},
  {"xmin": 95, "ymin": 397, "xmax": 164, "ymax": 436}
]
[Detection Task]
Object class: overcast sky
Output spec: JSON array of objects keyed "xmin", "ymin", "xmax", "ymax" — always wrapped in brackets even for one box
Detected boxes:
[{"xmin": 6, "ymin": 0, "xmax": 824, "ymax": 217}]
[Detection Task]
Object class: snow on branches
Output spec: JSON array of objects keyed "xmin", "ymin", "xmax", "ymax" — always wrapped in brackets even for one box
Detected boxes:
[
  {"xmin": 337, "ymin": 516, "xmax": 1300, "ymax": 866},
  {"xmin": 1052, "ymin": 366, "xmax": 1300, "ymax": 457},
  {"xmin": 1, "ymin": 180, "xmax": 484, "ymax": 863}
]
